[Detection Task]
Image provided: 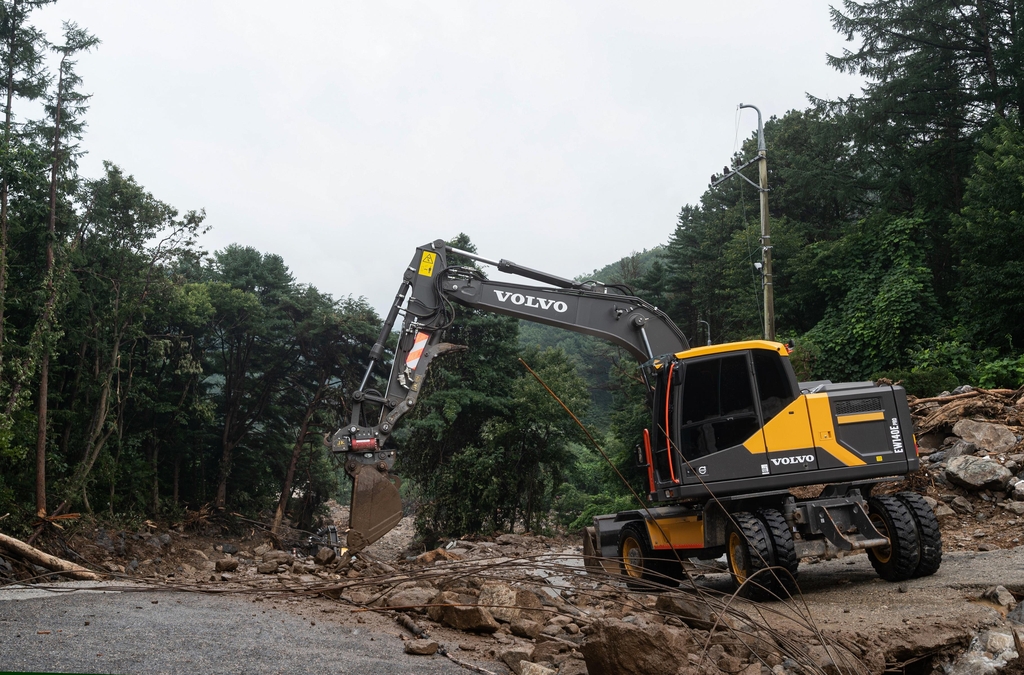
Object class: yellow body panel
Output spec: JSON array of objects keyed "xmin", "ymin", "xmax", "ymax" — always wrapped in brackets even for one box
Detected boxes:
[
  {"xmin": 418, "ymin": 251, "xmax": 437, "ymax": 277},
  {"xmin": 743, "ymin": 396, "xmax": 814, "ymax": 454},
  {"xmin": 646, "ymin": 516, "xmax": 704, "ymax": 550},
  {"xmin": 806, "ymin": 393, "xmax": 866, "ymax": 466},
  {"xmin": 836, "ymin": 411, "xmax": 885, "ymax": 425},
  {"xmin": 674, "ymin": 340, "xmax": 788, "ymax": 361}
]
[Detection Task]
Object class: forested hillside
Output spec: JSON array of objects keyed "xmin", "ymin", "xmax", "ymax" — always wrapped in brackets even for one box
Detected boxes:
[{"xmin": 3, "ymin": 1, "xmax": 1024, "ymax": 540}]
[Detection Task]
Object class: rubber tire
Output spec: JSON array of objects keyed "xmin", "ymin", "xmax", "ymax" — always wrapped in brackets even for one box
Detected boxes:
[
  {"xmin": 896, "ymin": 491, "xmax": 942, "ymax": 578},
  {"xmin": 866, "ymin": 495, "xmax": 921, "ymax": 582},
  {"xmin": 757, "ymin": 508, "xmax": 799, "ymax": 598},
  {"xmin": 618, "ymin": 522, "xmax": 670, "ymax": 590},
  {"xmin": 726, "ymin": 512, "xmax": 773, "ymax": 600}
]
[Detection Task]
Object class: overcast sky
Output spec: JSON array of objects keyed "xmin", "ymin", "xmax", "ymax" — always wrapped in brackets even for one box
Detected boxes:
[{"xmin": 34, "ymin": 1, "xmax": 862, "ymax": 315}]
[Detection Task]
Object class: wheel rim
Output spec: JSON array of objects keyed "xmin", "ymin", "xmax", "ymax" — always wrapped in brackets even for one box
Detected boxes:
[
  {"xmin": 870, "ymin": 512, "xmax": 893, "ymax": 563},
  {"xmin": 728, "ymin": 531, "xmax": 747, "ymax": 582},
  {"xmin": 622, "ymin": 536, "xmax": 643, "ymax": 578}
]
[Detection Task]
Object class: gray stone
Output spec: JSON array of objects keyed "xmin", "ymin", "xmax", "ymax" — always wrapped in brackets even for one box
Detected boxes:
[
  {"xmin": 386, "ymin": 587, "xmax": 438, "ymax": 613},
  {"xmin": 404, "ymin": 639, "xmax": 439, "ymax": 656},
  {"xmin": 257, "ymin": 561, "xmax": 279, "ymax": 574},
  {"xmin": 953, "ymin": 419, "xmax": 1017, "ymax": 454},
  {"xmin": 215, "ymin": 557, "xmax": 238, "ymax": 572},
  {"xmin": 1008, "ymin": 502, "xmax": 1024, "ymax": 515},
  {"xmin": 1008, "ymin": 602, "xmax": 1024, "ymax": 625},
  {"xmin": 982, "ymin": 585, "xmax": 1017, "ymax": 608},
  {"xmin": 934, "ymin": 504, "xmax": 956, "ymax": 519},
  {"xmin": 218, "ymin": 543, "xmax": 239, "ymax": 555},
  {"xmin": 520, "ymin": 664, "xmax": 556, "ymax": 675},
  {"xmin": 946, "ymin": 455, "xmax": 1013, "ymax": 491},
  {"xmin": 945, "ymin": 440, "xmax": 978, "ymax": 460},
  {"xmin": 1013, "ymin": 482, "xmax": 1024, "ymax": 501},
  {"xmin": 950, "ymin": 496, "xmax": 975, "ymax": 514},
  {"xmin": 314, "ymin": 547, "xmax": 336, "ymax": 566}
]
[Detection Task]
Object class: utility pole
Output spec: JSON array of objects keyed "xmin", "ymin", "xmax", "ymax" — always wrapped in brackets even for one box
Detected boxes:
[{"xmin": 709, "ymin": 104, "xmax": 775, "ymax": 341}]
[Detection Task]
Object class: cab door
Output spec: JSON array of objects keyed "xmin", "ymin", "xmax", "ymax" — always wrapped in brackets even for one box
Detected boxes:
[{"xmin": 676, "ymin": 353, "xmax": 767, "ymax": 485}]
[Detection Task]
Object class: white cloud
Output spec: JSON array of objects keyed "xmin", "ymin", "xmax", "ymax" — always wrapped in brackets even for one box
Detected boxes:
[{"xmin": 34, "ymin": 0, "xmax": 861, "ymax": 313}]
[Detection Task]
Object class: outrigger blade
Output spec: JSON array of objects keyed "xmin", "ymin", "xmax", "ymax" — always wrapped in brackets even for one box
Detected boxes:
[{"xmin": 346, "ymin": 463, "xmax": 402, "ymax": 552}]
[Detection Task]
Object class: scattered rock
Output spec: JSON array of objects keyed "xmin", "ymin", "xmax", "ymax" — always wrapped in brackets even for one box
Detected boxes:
[
  {"xmin": 215, "ymin": 557, "xmax": 238, "ymax": 572},
  {"xmin": 404, "ymin": 639, "xmax": 439, "ymax": 656},
  {"xmin": 511, "ymin": 618, "xmax": 543, "ymax": 640},
  {"xmin": 256, "ymin": 561, "xmax": 279, "ymax": 574},
  {"xmin": 218, "ymin": 543, "xmax": 239, "ymax": 555},
  {"xmin": 415, "ymin": 548, "xmax": 462, "ymax": 564},
  {"xmin": 581, "ymin": 618, "xmax": 696, "ymax": 675},
  {"xmin": 953, "ymin": 419, "xmax": 1018, "ymax": 454},
  {"xmin": 427, "ymin": 591, "xmax": 499, "ymax": 633},
  {"xmin": 478, "ymin": 582, "xmax": 519, "ymax": 622},
  {"xmin": 945, "ymin": 439, "xmax": 978, "ymax": 460},
  {"xmin": 946, "ymin": 456, "xmax": 1012, "ymax": 491},
  {"xmin": 386, "ymin": 587, "xmax": 438, "ymax": 613},
  {"xmin": 655, "ymin": 593, "xmax": 720, "ymax": 631},
  {"xmin": 501, "ymin": 646, "xmax": 535, "ymax": 675},
  {"xmin": 807, "ymin": 644, "xmax": 870, "ymax": 675},
  {"xmin": 314, "ymin": 547, "xmax": 336, "ymax": 566},
  {"xmin": 520, "ymin": 663, "xmax": 556, "ymax": 675},
  {"xmin": 982, "ymin": 585, "xmax": 1017, "ymax": 608},
  {"xmin": 254, "ymin": 543, "xmax": 272, "ymax": 556},
  {"xmin": 262, "ymin": 550, "xmax": 294, "ymax": 566}
]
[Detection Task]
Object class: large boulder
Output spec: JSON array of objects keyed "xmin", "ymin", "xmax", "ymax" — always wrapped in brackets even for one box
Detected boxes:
[
  {"xmin": 426, "ymin": 590, "xmax": 499, "ymax": 633},
  {"xmin": 477, "ymin": 582, "xmax": 519, "ymax": 622},
  {"xmin": 581, "ymin": 618, "xmax": 696, "ymax": 675},
  {"xmin": 952, "ymin": 419, "xmax": 1017, "ymax": 454},
  {"xmin": 945, "ymin": 455, "xmax": 1012, "ymax": 491}
]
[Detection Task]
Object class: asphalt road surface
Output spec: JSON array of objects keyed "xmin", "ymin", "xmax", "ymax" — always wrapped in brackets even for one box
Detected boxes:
[{"xmin": 0, "ymin": 583, "xmax": 476, "ymax": 675}]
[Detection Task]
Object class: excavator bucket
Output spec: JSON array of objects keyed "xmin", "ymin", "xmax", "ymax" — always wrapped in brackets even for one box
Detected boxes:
[{"xmin": 346, "ymin": 464, "xmax": 402, "ymax": 552}]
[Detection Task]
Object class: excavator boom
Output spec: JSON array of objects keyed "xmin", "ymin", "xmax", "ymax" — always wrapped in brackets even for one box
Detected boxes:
[{"xmin": 331, "ymin": 240, "xmax": 688, "ymax": 550}]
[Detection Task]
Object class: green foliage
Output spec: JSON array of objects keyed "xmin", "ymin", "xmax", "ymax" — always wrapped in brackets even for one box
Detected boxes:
[
  {"xmin": 872, "ymin": 368, "xmax": 958, "ymax": 398},
  {"xmin": 953, "ymin": 120, "xmax": 1024, "ymax": 350}
]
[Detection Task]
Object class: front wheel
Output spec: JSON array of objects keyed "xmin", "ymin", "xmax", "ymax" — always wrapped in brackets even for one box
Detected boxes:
[
  {"xmin": 866, "ymin": 495, "xmax": 920, "ymax": 582},
  {"xmin": 618, "ymin": 522, "xmax": 674, "ymax": 590},
  {"xmin": 726, "ymin": 512, "xmax": 773, "ymax": 599}
]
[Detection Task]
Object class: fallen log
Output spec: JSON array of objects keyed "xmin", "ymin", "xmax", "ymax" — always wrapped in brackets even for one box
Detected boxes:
[{"xmin": 0, "ymin": 531, "xmax": 101, "ymax": 581}]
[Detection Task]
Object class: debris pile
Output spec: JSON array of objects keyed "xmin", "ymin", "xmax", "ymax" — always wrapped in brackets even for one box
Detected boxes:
[{"xmin": 905, "ymin": 386, "xmax": 1024, "ymax": 551}]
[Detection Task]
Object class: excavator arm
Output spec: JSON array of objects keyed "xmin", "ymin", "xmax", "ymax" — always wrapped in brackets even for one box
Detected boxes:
[{"xmin": 331, "ymin": 240, "xmax": 689, "ymax": 550}]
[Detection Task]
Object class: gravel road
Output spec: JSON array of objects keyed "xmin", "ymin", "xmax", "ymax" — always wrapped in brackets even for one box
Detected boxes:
[
  {"xmin": 0, "ymin": 582, "xmax": 478, "ymax": 675},
  {"xmin": 2, "ymin": 546, "xmax": 1022, "ymax": 674}
]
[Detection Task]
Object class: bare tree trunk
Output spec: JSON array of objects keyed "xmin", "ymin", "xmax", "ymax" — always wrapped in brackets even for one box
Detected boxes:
[
  {"xmin": 0, "ymin": 4, "xmax": 19, "ymax": 386},
  {"xmin": 150, "ymin": 441, "xmax": 159, "ymax": 516},
  {"xmin": 34, "ymin": 353, "xmax": 48, "ymax": 517},
  {"xmin": 271, "ymin": 398, "xmax": 319, "ymax": 534},
  {"xmin": 0, "ymin": 532, "xmax": 101, "ymax": 580},
  {"xmin": 172, "ymin": 452, "xmax": 179, "ymax": 505},
  {"xmin": 33, "ymin": 56, "xmax": 64, "ymax": 520}
]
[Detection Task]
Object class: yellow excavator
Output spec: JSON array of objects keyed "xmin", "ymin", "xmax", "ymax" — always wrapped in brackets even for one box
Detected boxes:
[{"xmin": 330, "ymin": 241, "xmax": 941, "ymax": 597}]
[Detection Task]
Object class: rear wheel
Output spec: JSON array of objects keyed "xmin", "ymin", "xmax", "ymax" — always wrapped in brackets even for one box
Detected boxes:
[
  {"xmin": 726, "ymin": 512, "xmax": 773, "ymax": 599},
  {"xmin": 896, "ymin": 492, "xmax": 942, "ymax": 578},
  {"xmin": 617, "ymin": 522, "xmax": 674, "ymax": 590},
  {"xmin": 866, "ymin": 495, "xmax": 920, "ymax": 582},
  {"xmin": 758, "ymin": 508, "xmax": 799, "ymax": 597}
]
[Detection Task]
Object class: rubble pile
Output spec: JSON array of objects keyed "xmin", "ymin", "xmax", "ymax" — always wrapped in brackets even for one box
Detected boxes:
[{"xmin": 905, "ymin": 386, "xmax": 1024, "ymax": 551}]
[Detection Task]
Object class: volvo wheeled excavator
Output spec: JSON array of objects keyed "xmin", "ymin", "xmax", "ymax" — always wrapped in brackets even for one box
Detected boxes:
[{"xmin": 330, "ymin": 240, "xmax": 941, "ymax": 597}]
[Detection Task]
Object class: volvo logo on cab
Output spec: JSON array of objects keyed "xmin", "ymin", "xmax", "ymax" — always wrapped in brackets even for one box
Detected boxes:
[
  {"xmin": 493, "ymin": 290, "xmax": 568, "ymax": 313},
  {"xmin": 770, "ymin": 454, "xmax": 815, "ymax": 466}
]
